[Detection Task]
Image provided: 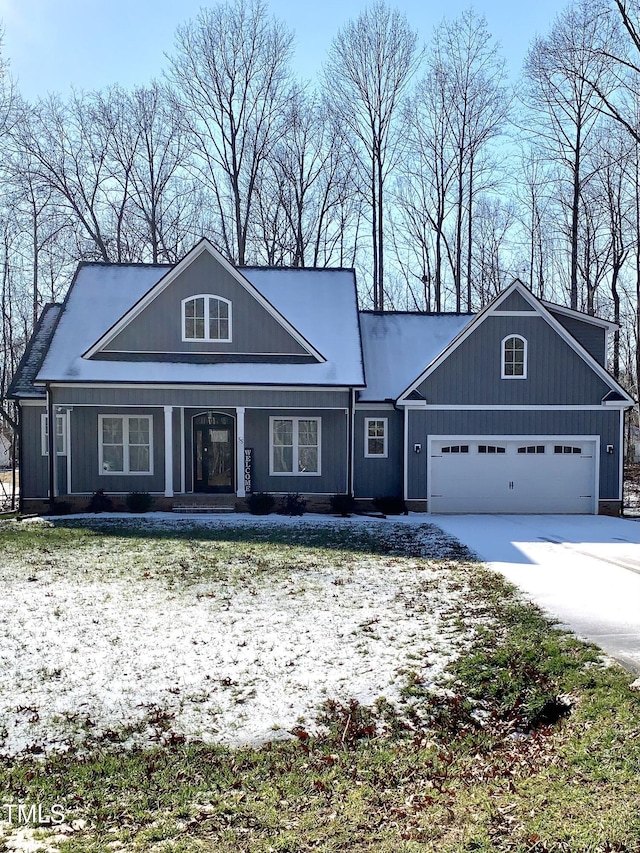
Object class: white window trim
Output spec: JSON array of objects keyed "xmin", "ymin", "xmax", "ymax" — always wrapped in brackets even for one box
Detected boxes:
[
  {"xmin": 364, "ymin": 417, "xmax": 388, "ymax": 458},
  {"xmin": 41, "ymin": 413, "xmax": 67, "ymax": 456},
  {"xmin": 501, "ymin": 334, "xmax": 528, "ymax": 379},
  {"xmin": 98, "ymin": 414, "xmax": 154, "ymax": 476},
  {"xmin": 269, "ymin": 416, "xmax": 321, "ymax": 476},
  {"xmin": 181, "ymin": 294, "xmax": 232, "ymax": 343}
]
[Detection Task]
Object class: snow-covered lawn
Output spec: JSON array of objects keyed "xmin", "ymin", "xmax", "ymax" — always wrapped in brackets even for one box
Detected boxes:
[{"xmin": 0, "ymin": 514, "xmax": 480, "ymax": 758}]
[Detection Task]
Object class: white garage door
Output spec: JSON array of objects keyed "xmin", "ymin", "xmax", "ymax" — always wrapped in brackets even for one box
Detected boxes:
[{"xmin": 429, "ymin": 437, "xmax": 597, "ymax": 514}]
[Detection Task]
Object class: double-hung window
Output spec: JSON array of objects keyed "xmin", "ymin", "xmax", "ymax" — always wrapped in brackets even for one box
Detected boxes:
[
  {"xmin": 99, "ymin": 415, "xmax": 153, "ymax": 475},
  {"xmin": 501, "ymin": 335, "xmax": 527, "ymax": 379},
  {"xmin": 182, "ymin": 295, "xmax": 232, "ymax": 342},
  {"xmin": 41, "ymin": 413, "xmax": 67, "ymax": 456},
  {"xmin": 364, "ymin": 418, "xmax": 388, "ymax": 458},
  {"xmin": 270, "ymin": 417, "xmax": 321, "ymax": 475}
]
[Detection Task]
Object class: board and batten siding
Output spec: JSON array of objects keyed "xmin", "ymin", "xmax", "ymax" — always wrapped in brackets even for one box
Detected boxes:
[
  {"xmin": 353, "ymin": 409, "xmax": 403, "ymax": 498},
  {"xmin": 497, "ymin": 291, "xmax": 535, "ymax": 311},
  {"xmin": 20, "ymin": 406, "xmax": 67, "ymax": 498},
  {"xmin": 103, "ymin": 251, "xmax": 308, "ymax": 356},
  {"xmin": 48, "ymin": 386, "xmax": 350, "ymax": 410},
  {"xmin": 71, "ymin": 406, "xmax": 165, "ymax": 494},
  {"xmin": 417, "ymin": 315, "xmax": 611, "ymax": 405},
  {"xmin": 406, "ymin": 409, "xmax": 621, "ymax": 501},
  {"xmin": 547, "ymin": 310, "xmax": 607, "ymax": 367},
  {"xmin": 244, "ymin": 408, "xmax": 348, "ymax": 494}
]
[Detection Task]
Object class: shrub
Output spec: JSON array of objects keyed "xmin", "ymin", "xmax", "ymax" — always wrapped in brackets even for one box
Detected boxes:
[
  {"xmin": 50, "ymin": 500, "xmax": 73, "ymax": 516},
  {"xmin": 278, "ymin": 492, "xmax": 307, "ymax": 516},
  {"xmin": 330, "ymin": 493, "xmax": 356, "ymax": 517},
  {"xmin": 87, "ymin": 489, "xmax": 113, "ymax": 513},
  {"xmin": 125, "ymin": 491, "xmax": 153, "ymax": 513},
  {"xmin": 246, "ymin": 492, "xmax": 275, "ymax": 515},
  {"xmin": 372, "ymin": 495, "xmax": 408, "ymax": 516}
]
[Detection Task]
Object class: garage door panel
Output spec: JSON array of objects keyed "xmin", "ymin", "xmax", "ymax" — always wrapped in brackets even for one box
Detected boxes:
[{"xmin": 429, "ymin": 438, "xmax": 596, "ymax": 514}]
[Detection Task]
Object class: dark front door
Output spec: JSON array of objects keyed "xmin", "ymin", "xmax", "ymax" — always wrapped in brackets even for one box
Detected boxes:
[{"xmin": 193, "ymin": 413, "xmax": 235, "ymax": 493}]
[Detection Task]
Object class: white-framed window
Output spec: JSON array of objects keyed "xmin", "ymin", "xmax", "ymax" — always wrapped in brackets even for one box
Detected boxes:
[
  {"xmin": 182, "ymin": 295, "xmax": 232, "ymax": 342},
  {"xmin": 99, "ymin": 415, "xmax": 153, "ymax": 475},
  {"xmin": 501, "ymin": 334, "xmax": 527, "ymax": 379},
  {"xmin": 270, "ymin": 417, "xmax": 321, "ymax": 475},
  {"xmin": 364, "ymin": 418, "xmax": 388, "ymax": 458},
  {"xmin": 41, "ymin": 413, "xmax": 67, "ymax": 456}
]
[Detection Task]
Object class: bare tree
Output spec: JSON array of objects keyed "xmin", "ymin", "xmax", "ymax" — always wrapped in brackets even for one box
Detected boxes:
[
  {"xmin": 169, "ymin": 0, "xmax": 294, "ymax": 265},
  {"xmin": 324, "ymin": 2, "xmax": 421, "ymax": 310},
  {"xmin": 522, "ymin": 0, "xmax": 620, "ymax": 309},
  {"xmin": 432, "ymin": 9, "xmax": 510, "ymax": 311}
]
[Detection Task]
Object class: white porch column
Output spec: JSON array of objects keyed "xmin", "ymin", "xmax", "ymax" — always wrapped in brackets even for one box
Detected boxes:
[
  {"xmin": 164, "ymin": 406, "xmax": 174, "ymax": 498},
  {"xmin": 236, "ymin": 406, "xmax": 246, "ymax": 497}
]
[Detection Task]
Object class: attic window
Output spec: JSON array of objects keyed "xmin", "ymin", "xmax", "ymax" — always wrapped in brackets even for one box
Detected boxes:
[
  {"xmin": 501, "ymin": 335, "xmax": 527, "ymax": 379},
  {"xmin": 182, "ymin": 295, "xmax": 232, "ymax": 342}
]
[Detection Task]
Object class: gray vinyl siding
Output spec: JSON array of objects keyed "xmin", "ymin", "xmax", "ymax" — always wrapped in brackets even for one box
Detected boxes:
[
  {"xmin": 548, "ymin": 310, "xmax": 607, "ymax": 366},
  {"xmin": 20, "ymin": 406, "xmax": 67, "ymax": 498},
  {"xmin": 407, "ymin": 408, "xmax": 620, "ymax": 500},
  {"xmin": 20, "ymin": 406, "xmax": 48, "ymax": 498},
  {"xmin": 50, "ymin": 386, "xmax": 350, "ymax": 409},
  {"xmin": 104, "ymin": 251, "xmax": 308, "ymax": 356},
  {"xmin": 418, "ymin": 315, "xmax": 611, "ymax": 405},
  {"xmin": 353, "ymin": 409, "xmax": 403, "ymax": 497},
  {"xmin": 498, "ymin": 291, "xmax": 535, "ymax": 311},
  {"xmin": 245, "ymin": 408, "xmax": 348, "ymax": 494},
  {"xmin": 70, "ymin": 407, "xmax": 165, "ymax": 494}
]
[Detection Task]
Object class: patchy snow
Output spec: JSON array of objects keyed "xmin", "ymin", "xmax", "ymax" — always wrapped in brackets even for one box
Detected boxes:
[
  {"xmin": 358, "ymin": 312, "xmax": 472, "ymax": 401},
  {"xmin": 0, "ymin": 515, "xmax": 477, "ymax": 757}
]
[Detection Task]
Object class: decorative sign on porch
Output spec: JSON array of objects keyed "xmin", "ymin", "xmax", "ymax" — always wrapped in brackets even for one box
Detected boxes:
[{"xmin": 244, "ymin": 448, "xmax": 253, "ymax": 494}]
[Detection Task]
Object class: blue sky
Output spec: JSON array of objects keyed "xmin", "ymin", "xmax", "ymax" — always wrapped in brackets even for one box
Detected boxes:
[{"xmin": 0, "ymin": 0, "xmax": 568, "ymax": 100}]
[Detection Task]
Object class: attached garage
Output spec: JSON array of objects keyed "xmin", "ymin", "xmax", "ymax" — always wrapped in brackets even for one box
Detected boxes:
[{"xmin": 428, "ymin": 436, "xmax": 599, "ymax": 514}]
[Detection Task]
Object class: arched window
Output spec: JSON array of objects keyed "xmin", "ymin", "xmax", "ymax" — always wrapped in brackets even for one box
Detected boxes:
[
  {"xmin": 182, "ymin": 295, "xmax": 232, "ymax": 342},
  {"xmin": 501, "ymin": 334, "xmax": 527, "ymax": 379}
]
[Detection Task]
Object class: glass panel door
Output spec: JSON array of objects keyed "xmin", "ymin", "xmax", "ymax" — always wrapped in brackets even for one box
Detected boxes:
[{"xmin": 193, "ymin": 413, "xmax": 234, "ymax": 493}]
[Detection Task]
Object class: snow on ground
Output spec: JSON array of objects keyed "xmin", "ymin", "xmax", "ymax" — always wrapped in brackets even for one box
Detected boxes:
[{"xmin": 0, "ymin": 514, "xmax": 478, "ymax": 757}]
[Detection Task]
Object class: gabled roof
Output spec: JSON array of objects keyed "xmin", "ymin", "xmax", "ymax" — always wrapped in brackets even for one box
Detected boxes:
[
  {"xmin": 358, "ymin": 312, "xmax": 472, "ymax": 402},
  {"xmin": 396, "ymin": 280, "xmax": 634, "ymax": 406},
  {"xmin": 7, "ymin": 304, "xmax": 62, "ymax": 398},
  {"xmin": 84, "ymin": 240, "xmax": 325, "ymax": 363},
  {"xmin": 34, "ymin": 249, "xmax": 364, "ymax": 388}
]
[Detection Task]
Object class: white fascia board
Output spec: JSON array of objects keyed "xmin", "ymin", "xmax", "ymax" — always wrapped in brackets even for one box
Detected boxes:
[
  {"xmin": 44, "ymin": 382, "xmax": 355, "ymax": 392},
  {"xmin": 397, "ymin": 280, "xmax": 635, "ymax": 406},
  {"xmin": 541, "ymin": 300, "xmax": 619, "ymax": 331},
  {"xmin": 83, "ymin": 239, "xmax": 326, "ymax": 363}
]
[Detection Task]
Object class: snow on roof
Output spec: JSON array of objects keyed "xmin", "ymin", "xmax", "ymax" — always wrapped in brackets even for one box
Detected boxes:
[
  {"xmin": 8, "ymin": 304, "xmax": 62, "ymax": 398},
  {"xmin": 358, "ymin": 312, "xmax": 473, "ymax": 402},
  {"xmin": 36, "ymin": 263, "xmax": 364, "ymax": 387}
]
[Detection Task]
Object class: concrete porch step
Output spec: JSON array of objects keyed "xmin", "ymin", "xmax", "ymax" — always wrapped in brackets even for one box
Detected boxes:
[{"xmin": 172, "ymin": 504, "xmax": 236, "ymax": 514}]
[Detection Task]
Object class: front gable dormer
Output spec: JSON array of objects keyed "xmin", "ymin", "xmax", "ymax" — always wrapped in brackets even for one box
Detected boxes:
[
  {"xmin": 84, "ymin": 240, "xmax": 325, "ymax": 364},
  {"xmin": 396, "ymin": 280, "xmax": 634, "ymax": 408}
]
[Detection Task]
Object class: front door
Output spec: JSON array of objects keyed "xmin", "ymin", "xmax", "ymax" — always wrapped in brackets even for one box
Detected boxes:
[{"xmin": 193, "ymin": 413, "xmax": 235, "ymax": 493}]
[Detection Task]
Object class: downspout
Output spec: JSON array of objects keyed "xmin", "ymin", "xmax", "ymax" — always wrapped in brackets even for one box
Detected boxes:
[
  {"xmin": 348, "ymin": 389, "xmax": 355, "ymax": 497},
  {"xmin": 46, "ymin": 383, "xmax": 55, "ymax": 513},
  {"xmin": 16, "ymin": 403, "xmax": 23, "ymax": 514}
]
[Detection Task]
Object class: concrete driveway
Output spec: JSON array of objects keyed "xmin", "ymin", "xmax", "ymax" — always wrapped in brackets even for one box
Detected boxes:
[{"xmin": 432, "ymin": 515, "xmax": 640, "ymax": 674}]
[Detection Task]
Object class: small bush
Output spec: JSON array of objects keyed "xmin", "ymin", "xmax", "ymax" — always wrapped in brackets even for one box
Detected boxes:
[
  {"xmin": 246, "ymin": 492, "xmax": 275, "ymax": 515},
  {"xmin": 125, "ymin": 491, "xmax": 153, "ymax": 513},
  {"xmin": 278, "ymin": 492, "xmax": 307, "ymax": 516},
  {"xmin": 330, "ymin": 493, "xmax": 356, "ymax": 517},
  {"xmin": 372, "ymin": 495, "xmax": 408, "ymax": 516},
  {"xmin": 50, "ymin": 500, "xmax": 73, "ymax": 516},
  {"xmin": 87, "ymin": 489, "xmax": 113, "ymax": 513}
]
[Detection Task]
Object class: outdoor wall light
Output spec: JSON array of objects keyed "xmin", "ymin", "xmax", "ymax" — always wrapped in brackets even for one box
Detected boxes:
[
  {"xmin": 607, "ymin": 444, "xmax": 614, "ymax": 454},
  {"xmin": 414, "ymin": 443, "xmax": 422, "ymax": 453}
]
